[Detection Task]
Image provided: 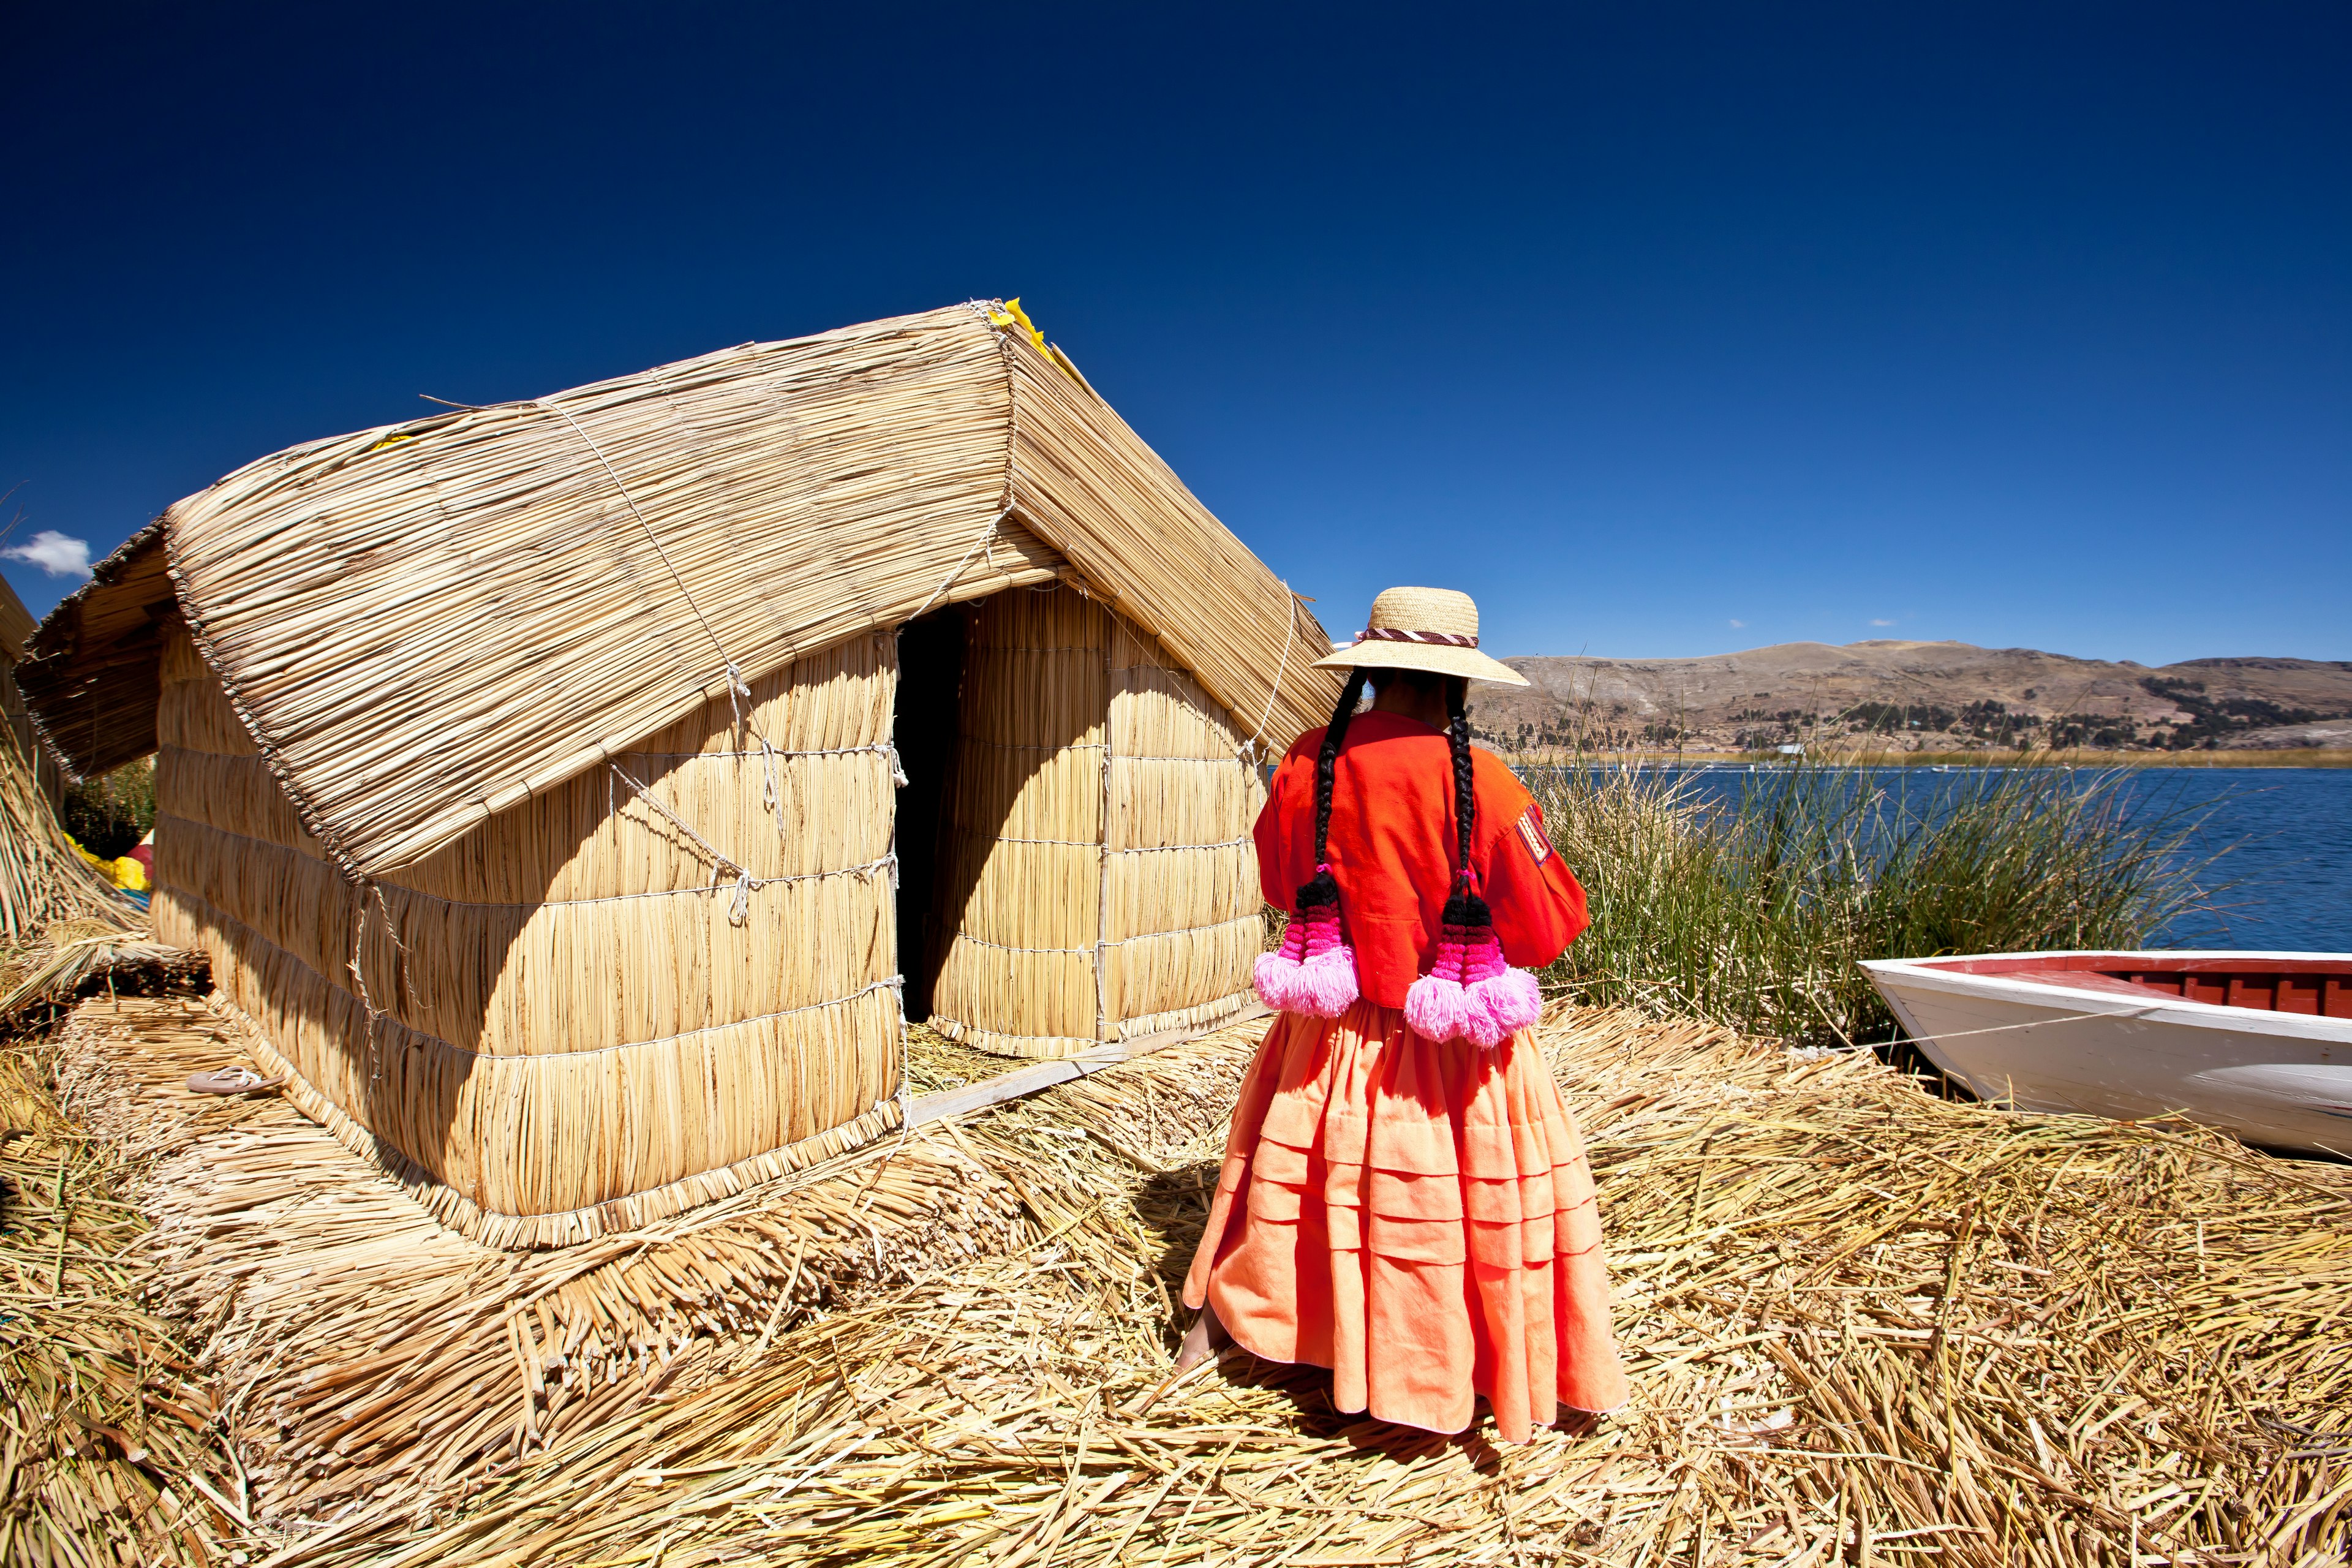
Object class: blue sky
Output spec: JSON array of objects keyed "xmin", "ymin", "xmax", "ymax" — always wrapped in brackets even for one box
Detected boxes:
[{"xmin": 2, "ymin": 2, "xmax": 2344, "ymax": 665}]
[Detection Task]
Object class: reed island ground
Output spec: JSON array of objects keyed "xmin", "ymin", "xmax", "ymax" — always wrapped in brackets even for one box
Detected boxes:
[{"xmin": 6, "ymin": 978, "xmax": 2347, "ymax": 1567}]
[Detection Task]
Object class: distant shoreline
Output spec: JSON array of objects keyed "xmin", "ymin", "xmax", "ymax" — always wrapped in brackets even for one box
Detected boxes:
[{"xmin": 1497, "ymin": 747, "xmax": 2352, "ymax": 769}]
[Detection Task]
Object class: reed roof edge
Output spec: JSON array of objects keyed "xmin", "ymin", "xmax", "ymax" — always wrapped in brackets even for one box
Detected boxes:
[{"xmin": 26, "ymin": 302, "xmax": 1338, "ymax": 873}]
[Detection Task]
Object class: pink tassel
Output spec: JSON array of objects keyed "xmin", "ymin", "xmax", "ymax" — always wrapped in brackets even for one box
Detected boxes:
[
  {"xmin": 1259, "ymin": 900, "xmax": 1358, "ymax": 1017},
  {"xmin": 1405, "ymin": 971, "xmax": 1470, "ymax": 1041},
  {"xmin": 1458, "ymin": 982, "xmax": 1510, "ymax": 1048},
  {"xmin": 1292, "ymin": 946, "xmax": 1361, "ymax": 1017},
  {"xmin": 1469, "ymin": 965, "xmax": 1544, "ymax": 1040},
  {"xmin": 1253, "ymin": 950, "xmax": 1304, "ymax": 1012}
]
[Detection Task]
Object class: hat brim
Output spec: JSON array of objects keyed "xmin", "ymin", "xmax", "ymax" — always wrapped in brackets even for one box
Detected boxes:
[{"xmin": 1311, "ymin": 640, "xmax": 1529, "ymax": 687}]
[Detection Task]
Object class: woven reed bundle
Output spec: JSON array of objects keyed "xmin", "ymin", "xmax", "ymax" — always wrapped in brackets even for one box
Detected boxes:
[
  {"xmin": 24, "ymin": 300, "xmax": 1333, "ymax": 1238},
  {"xmin": 11, "ymin": 517, "xmax": 175, "ymax": 778},
  {"xmin": 927, "ymin": 585, "xmax": 1265, "ymax": 1060},
  {"xmin": 40, "ymin": 992, "xmax": 2348, "ymax": 1566},
  {"xmin": 22, "ymin": 304, "xmax": 1338, "ymax": 880},
  {"xmin": 0, "ymin": 726, "xmax": 132, "ymax": 941},
  {"xmin": 151, "ymin": 621, "xmax": 910, "ymax": 1243},
  {"xmin": 1102, "ymin": 613, "xmax": 1267, "ymax": 1041},
  {"xmin": 43, "ymin": 995, "xmax": 1027, "ymax": 1539}
]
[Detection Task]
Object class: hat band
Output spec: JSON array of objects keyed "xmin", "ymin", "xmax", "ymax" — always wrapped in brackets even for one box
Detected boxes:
[{"xmin": 1356, "ymin": 626, "xmax": 1480, "ymax": 649}]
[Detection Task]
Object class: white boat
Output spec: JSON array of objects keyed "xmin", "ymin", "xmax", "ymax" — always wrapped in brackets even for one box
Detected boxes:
[{"xmin": 1860, "ymin": 951, "xmax": 2352, "ymax": 1156}]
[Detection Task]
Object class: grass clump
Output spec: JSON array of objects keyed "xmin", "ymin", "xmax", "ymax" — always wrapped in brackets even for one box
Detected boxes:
[{"xmin": 1529, "ymin": 764, "xmax": 2222, "ymax": 1047}]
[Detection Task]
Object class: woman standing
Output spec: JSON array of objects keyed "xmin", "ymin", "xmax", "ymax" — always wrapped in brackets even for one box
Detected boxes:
[{"xmin": 1176, "ymin": 587, "xmax": 1627, "ymax": 1442}]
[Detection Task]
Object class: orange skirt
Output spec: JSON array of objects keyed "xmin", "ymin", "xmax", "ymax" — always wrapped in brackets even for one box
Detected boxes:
[{"xmin": 1183, "ymin": 1001, "xmax": 1628, "ymax": 1442}]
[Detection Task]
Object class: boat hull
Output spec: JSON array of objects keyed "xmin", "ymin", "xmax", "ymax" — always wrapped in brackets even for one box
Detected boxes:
[{"xmin": 1861, "ymin": 951, "xmax": 2352, "ymax": 1157}]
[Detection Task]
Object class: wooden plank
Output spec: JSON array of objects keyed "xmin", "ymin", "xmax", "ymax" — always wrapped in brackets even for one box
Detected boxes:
[
  {"xmin": 2278, "ymin": 978, "xmax": 2322, "ymax": 1017},
  {"xmin": 910, "ymin": 1002, "xmax": 1269, "ymax": 1126}
]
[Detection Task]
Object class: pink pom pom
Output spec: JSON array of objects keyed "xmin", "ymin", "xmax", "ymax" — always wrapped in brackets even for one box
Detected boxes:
[
  {"xmin": 1292, "ymin": 946, "xmax": 1361, "ymax": 1017},
  {"xmin": 1405, "ymin": 973, "xmax": 1469, "ymax": 1042},
  {"xmin": 1254, "ymin": 952, "xmax": 1303, "ymax": 1011},
  {"xmin": 1468, "ymin": 966, "xmax": 1544, "ymax": 1041}
]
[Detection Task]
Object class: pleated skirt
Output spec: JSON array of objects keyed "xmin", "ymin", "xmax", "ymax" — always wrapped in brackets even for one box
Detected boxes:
[{"xmin": 1183, "ymin": 1000, "xmax": 1628, "ymax": 1442}]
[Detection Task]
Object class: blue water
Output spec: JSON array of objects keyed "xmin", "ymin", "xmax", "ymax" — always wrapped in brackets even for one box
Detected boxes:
[
  {"xmin": 1550, "ymin": 766, "xmax": 2352, "ymax": 954},
  {"xmin": 2130, "ymin": 770, "xmax": 2352, "ymax": 952}
]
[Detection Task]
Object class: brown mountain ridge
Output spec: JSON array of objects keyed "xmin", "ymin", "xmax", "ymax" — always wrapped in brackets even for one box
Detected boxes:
[{"xmin": 1467, "ymin": 639, "xmax": 2352, "ymax": 753}]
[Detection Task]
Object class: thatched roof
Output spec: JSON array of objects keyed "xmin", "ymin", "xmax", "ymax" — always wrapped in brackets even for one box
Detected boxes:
[{"xmin": 21, "ymin": 303, "xmax": 1339, "ymax": 876}]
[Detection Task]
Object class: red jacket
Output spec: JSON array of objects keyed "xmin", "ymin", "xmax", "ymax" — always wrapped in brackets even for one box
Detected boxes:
[{"xmin": 1254, "ymin": 711, "xmax": 1589, "ymax": 1008}]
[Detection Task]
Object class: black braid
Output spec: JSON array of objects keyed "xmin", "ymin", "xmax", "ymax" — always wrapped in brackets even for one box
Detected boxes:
[
  {"xmin": 1311, "ymin": 671, "xmax": 1368, "ymax": 866},
  {"xmin": 1447, "ymin": 680, "xmax": 1474, "ymax": 871},
  {"xmin": 1439, "ymin": 677, "xmax": 1491, "ymax": 929},
  {"xmin": 1297, "ymin": 670, "xmax": 1368, "ymax": 916}
]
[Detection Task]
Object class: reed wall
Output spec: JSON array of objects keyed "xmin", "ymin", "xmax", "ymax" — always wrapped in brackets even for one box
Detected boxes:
[
  {"xmin": 925, "ymin": 586, "xmax": 1264, "ymax": 1058},
  {"xmin": 151, "ymin": 624, "xmax": 905, "ymax": 1247},
  {"xmin": 1101, "ymin": 616, "xmax": 1267, "ymax": 1041}
]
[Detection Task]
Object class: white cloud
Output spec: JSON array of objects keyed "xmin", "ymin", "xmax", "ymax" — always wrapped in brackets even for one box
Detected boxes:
[
  {"xmin": 1, "ymin": 530, "xmax": 92, "ymax": 579},
  {"xmin": 1727, "ymin": 619, "xmax": 1747, "ymax": 628},
  {"xmin": 1869, "ymin": 617, "xmax": 1896, "ymax": 627}
]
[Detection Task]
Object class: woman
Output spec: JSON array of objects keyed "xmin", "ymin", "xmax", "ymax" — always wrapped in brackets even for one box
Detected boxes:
[{"xmin": 1175, "ymin": 586, "xmax": 1627, "ymax": 1442}]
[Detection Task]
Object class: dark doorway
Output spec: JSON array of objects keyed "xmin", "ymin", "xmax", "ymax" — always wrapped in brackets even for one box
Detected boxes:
[{"xmin": 892, "ymin": 606, "xmax": 967, "ymax": 1020}]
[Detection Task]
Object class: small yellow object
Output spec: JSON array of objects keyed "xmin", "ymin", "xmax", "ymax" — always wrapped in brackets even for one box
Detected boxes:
[
  {"xmin": 985, "ymin": 299, "xmax": 1086, "ymax": 388},
  {"xmin": 65, "ymin": 832, "xmax": 148, "ymax": 890},
  {"xmin": 1002, "ymin": 297, "xmax": 1049, "ymax": 357}
]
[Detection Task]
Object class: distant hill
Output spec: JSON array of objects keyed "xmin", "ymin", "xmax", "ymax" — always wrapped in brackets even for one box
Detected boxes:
[{"xmin": 1468, "ymin": 640, "xmax": 2352, "ymax": 753}]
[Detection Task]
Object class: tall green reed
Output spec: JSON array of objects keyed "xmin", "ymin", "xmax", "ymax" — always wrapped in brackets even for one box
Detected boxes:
[{"xmin": 1527, "ymin": 764, "xmax": 2223, "ymax": 1047}]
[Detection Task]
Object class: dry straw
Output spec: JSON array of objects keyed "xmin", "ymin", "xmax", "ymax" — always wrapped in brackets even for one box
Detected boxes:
[
  {"xmin": 23, "ymin": 304, "xmax": 1338, "ymax": 877},
  {"xmin": 26, "ymin": 302, "xmax": 1336, "ymax": 1238},
  {"xmin": 0, "ymin": 1025, "xmax": 260, "ymax": 1568},
  {"xmin": 149, "ymin": 621, "xmax": 908, "ymax": 1244},
  {"xmin": 0, "ymin": 722, "xmax": 134, "ymax": 943},
  {"xmin": 927, "ymin": 585, "xmax": 1265, "ymax": 1060},
  {"xmin": 39, "ymin": 990, "xmax": 2352, "ymax": 1567}
]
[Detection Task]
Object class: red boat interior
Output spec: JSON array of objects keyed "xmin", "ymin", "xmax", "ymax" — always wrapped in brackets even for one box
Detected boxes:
[{"xmin": 1924, "ymin": 955, "xmax": 2352, "ymax": 1018}]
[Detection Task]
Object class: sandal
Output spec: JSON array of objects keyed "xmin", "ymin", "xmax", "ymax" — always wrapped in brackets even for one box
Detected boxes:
[{"xmin": 186, "ymin": 1066, "xmax": 286, "ymax": 1096}]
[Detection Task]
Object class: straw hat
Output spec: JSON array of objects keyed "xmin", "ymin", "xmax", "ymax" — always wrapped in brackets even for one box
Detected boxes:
[{"xmin": 1312, "ymin": 586, "xmax": 1529, "ymax": 687}]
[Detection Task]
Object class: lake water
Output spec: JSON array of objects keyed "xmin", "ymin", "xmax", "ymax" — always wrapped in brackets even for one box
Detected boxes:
[
  {"xmin": 1568, "ymin": 766, "xmax": 2352, "ymax": 954},
  {"xmin": 2129, "ymin": 769, "xmax": 2352, "ymax": 952}
]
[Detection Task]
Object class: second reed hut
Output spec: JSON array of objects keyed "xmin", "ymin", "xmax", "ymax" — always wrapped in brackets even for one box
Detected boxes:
[{"xmin": 21, "ymin": 302, "xmax": 1340, "ymax": 1246}]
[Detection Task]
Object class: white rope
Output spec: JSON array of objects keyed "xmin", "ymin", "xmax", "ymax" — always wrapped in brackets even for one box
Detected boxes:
[
  {"xmin": 628, "ymin": 741, "xmax": 902, "ymax": 761},
  {"xmin": 909, "ymin": 504, "xmax": 1012, "ymax": 623},
  {"xmin": 1242, "ymin": 586, "xmax": 1302, "ymax": 765},
  {"xmin": 950, "ymin": 910, "xmax": 1262, "ymax": 956},
  {"xmin": 544, "ymin": 397, "xmax": 739, "ymax": 689},
  {"xmin": 1896, "ymin": 1003, "xmax": 2164, "ymax": 1046},
  {"xmin": 1114, "ymin": 835, "xmax": 1252, "ymax": 854},
  {"xmin": 546, "ymin": 395, "xmax": 799, "ymax": 849},
  {"xmin": 167, "ymin": 813, "xmax": 892, "ymax": 910},
  {"xmin": 407, "ymin": 976, "xmax": 906, "ymax": 1061},
  {"xmin": 991, "ymin": 834, "xmax": 1253, "ymax": 853},
  {"xmin": 606, "ymin": 764, "xmax": 900, "ymax": 925},
  {"xmin": 611, "ymin": 764, "xmax": 741, "ymax": 876},
  {"xmin": 347, "ymin": 879, "xmax": 384, "ymax": 1084}
]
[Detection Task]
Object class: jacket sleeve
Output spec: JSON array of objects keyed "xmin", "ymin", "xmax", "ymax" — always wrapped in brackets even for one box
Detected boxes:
[
  {"xmin": 1253, "ymin": 743, "xmax": 1313, "ymax": 912},
  {"xmin": 1476, "ymin": 785, "xmax": 1589, "ymax": 968}
]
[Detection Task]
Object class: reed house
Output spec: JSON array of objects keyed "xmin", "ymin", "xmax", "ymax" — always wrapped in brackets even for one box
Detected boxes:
[{"xmin": 21, "ymin": 303, "xmax": 1340, "ymax": 1246}]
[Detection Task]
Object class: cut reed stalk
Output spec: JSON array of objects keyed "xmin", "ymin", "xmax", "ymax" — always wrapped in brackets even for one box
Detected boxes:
[
  {"xmin": 929, "ymin": 587, "xmax": 1264, "ymax": 1060},
  {"xmin": 39, "ymin": 990, "xmax": 2350, "ymax": 1566},
  {"xmin": 0, "ymin": 1026, "xmax": 259, "ymax": 1568},
  {"xmin": 24, "ymin": 305, "xmax": 1338, "ymax": 878}
]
